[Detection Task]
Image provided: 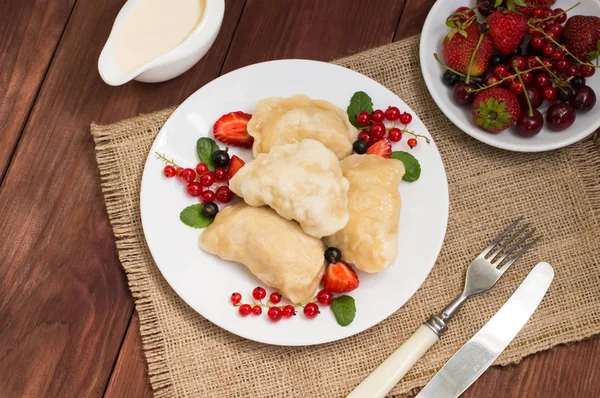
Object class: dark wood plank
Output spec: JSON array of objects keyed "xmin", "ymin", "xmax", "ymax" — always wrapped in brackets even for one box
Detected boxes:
[
  {"xmin": 395, "ymin": 3, "xmax": 600, "ymax": 397},
  {"xmin": 0, "ymin": 0, "xmax": 245, "ymax": 396},
  {"xmin": 104, "ymin": 313, "xmax": 153, "ymax": 398},
  {"xmin": 221, "ymin": 0, "xmax": 406, "ymax": 74},
  {"xmin": 0, "ymin": 0, "xmax": 76, "ymax": 181}
]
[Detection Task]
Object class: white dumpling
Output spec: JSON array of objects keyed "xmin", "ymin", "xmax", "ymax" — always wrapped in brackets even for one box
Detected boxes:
[
  {"xmin": 229, "ymin": 139, "xmax": 349, "ymax": 238},
  {"xmin": 247, "ymin": 94, "xmax": 358, "ymax": 159},
  {"xmin": 199, "ymin": 203, "xmax": 326, "ymax": 303},
  {"xmin": 324, "ymin": 154, "xmax": 405, "ymax": 273}
]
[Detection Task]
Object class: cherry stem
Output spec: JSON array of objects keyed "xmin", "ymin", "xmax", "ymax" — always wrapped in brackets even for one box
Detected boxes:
[
  {"xmin": 470, "ymin": 66, "xmax": 544, "ymax": 92},
  {"xmin": 528, "ymin": 21, "xmax": 598, "ymax": 68},
  {"xmin": 155, "ymin": 152, "xmax": 180, "ymax": 168},
  {"xmin": 515, "ymin": 67, "xmax": 533, "ymax": 117},
  {"xmin": 466, "ymin": 33, "xmax": 485, "ymax": 84}
]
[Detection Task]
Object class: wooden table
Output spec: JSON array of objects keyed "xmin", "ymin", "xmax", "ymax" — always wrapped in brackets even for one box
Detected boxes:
[{"xmin": 1, "ymin": 1, "xmax": 598, "ymax": 396}]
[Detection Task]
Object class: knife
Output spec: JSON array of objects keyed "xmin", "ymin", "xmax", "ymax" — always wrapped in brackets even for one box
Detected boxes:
[{"xmin": 416, "ymin": 261, "xmax": 554, "ymax": 398}]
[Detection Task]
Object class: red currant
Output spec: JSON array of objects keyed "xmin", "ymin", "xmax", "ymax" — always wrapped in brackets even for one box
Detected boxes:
[
  {"xmin": 388, "ymin": 128, "xmax": 402, "ymax": 142},
  {"xmin": 252, "ymin": 286, "xmax": 266, "ymax": 300},
  {"xmin": 201, "ymin": 190, "xmax": 215, "ymax": 203},
  {"xmin": 176, "ymin": 167, "xmax": 184, "ymax": 177},
  {"xmin": 371, "ymin": 109, "xmax": 385, "ymax": 123},
  {"xmin": 547, "ymin": 24, "xmax": 563, "ymax": 37},
  {"xmin": 542, "ymin": 8, "xmax": 552, "ymax": 18},
  {"xmin": 407, "ymin": 138, "xmax": 418, "ymax": 148},
  {"xmin": 384, "ymin": 106, "xmax": 400, "ymax": 121},
  {"xmin": 269, "ymin": 292, "xmax": 282, "ymax": 304},
  {"xmin": 487, "ymin": 76, "xmax": 499, "ymax": 86},
  {"xmin": 181, "ymin": 168, "xmax": 196, "ymax": 183},
  {"xmin": 316, "ymin": 289, "xmax": 333, "ymax": 306},
  {"xmin": 252, "ymin": 305, "xmax": 262, "ymax": 315},
  {"xmin": 554, "ymin": 59, "xmax": 569, "ymax": 72},
  {"xmin": 215, "ymin": 186, "xmax": 234, "ymax": 203},
  {"xmin": 566, "ymin": 65, "xmax": 579, "ymax": 78},
  {"xmin": 534, "ymin": 74, "xmax": 551, "ymax": 90},
  {"xmin": 214, "ymin": 167, "xmax": 227, "ymax": 181},
  {"xmin": 494, "ymin": 64, "xmax": 509, "ymax": 78},
  {"xmin": 521, "ymin": 72, "xmax": 533, "ymax": 85},
  {"xmin": 303, "ymin": 303, "xmax": 319, "ymax": 318},
  {"xmin": 526, "ymin": 56, "xmax": 538, "ymax": 69},
  {"xmin": 370, "ymin": 122, "xmax": 386, "ymax": 139},
  {"xmin": 510, "ymin": 82, "xmax": 524, "ymax": 95},
  {"xmin": 196, "ymin": 162, "xmax": 208, "ymax": 175},
  {"xmin": 230, "ymin": 292, "xmax": 242, "ymax": 305},
  {"xmin": 510, "ymin": 56, "xmax": 526, "ymax": 71},
  {"xmin": 356, "ymin": 111, "xmax": 371, "ymax": 126},
  {"xmin": 533, "ymin": 8, "xmax": 544, "ymax": 18},
  {"xmin": 541, "ymin": 58, "xmax": 553, "ymax": 68},
  {"xmin": 164, "ymin": 165, "xmax": 176, "ymax": 177},
  {"xmin": 553, "ymin": 8, "xmax": 567, "ymax": 24},
  {"xmin": 399, "ymin": 112, "xmax": 412, "ymax": 125},
  {"xmin": 282, "ymin": 305, "xmax": 295, "ymax": 317},
  {"xmin": 580, "ymin": 64, "xmax": 595, "ymax": 78},
  {"xmin": 530, "ymin": 35, "xmax": 544, "ymax": 49},
  {"xmin": 357, "ymin": 131, "xmax": 370, "ymax": 142},
  {"xmin": 542, "ymin": 45, "xmax": 555, "ymax": 58},
  {"xmin": 186, "ymin": 182, "xmax": 203, "ymax": 197},
  {"xmin": 542, "ymin": 86, "xmax": 558, "ymax": 102},
  {"xmin": 200, "ymin": 171, "xmax": 215, "ymax": 187},
  {"xmin": 238, "ymin": 304, "xmax": 251, "ymax": 316},
  {"xmin": 267, "ymin": 306, "xmax": 283, "ymax": 322}
]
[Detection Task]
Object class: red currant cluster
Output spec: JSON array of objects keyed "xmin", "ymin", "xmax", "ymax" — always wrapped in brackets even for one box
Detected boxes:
[
  {"xmin": 355, "ymin": 107, "xmax": 426, "ymax": 149},
  {"xmin": 160, "ymin": 154, "xmax": 235, "ymax": 205},
  {"xmin": 230, "ymin": 287, "xmax": 334, "ymax": 322}
]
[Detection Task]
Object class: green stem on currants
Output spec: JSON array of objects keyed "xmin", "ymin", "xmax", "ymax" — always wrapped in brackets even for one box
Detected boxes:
[
  {"xmin": 155, "ymin": 152, "xmax": 181, "ymax": 167},
  {"xmin": 470, "ymin": 66, "xmax": 545, "ymax": 93},
  {"xmin": 534, "ymin": 57, "xmax": 570, "ymax": 93},
  {"xmin": 534, "ymin": 2, "xmax": 580, "ymax": 24},
  {"xmin": 515, "ymin": 67, "xmax": 533, "ymax": 117},
  {"xmin": 466, "ymin": 33, "xmax": 485, "ymax": 84},
  {"xmin": 433, "ymin": 53, "xmax": 468, "ymax": 77}
]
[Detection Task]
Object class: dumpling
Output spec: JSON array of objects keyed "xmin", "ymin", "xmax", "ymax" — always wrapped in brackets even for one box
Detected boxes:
[
  {"xmin": 229, "ymin": 139, "xmax": 350, "ymax": 238},
  {"xmin": 247, "ymin": 94, "xmax": 358, "ymax": 159},
  {"xmin": 324, "ymin": 154, "xmax": 405, "ymax": 273},
  {"xmin": 199, "ymin": 203, "xmax": 326, "ymax": 303}
]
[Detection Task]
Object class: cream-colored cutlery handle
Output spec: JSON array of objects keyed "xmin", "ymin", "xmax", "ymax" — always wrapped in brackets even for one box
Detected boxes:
[{"xmin": 347, "ymin": 325, "xmax": 439, "ymax": 398}]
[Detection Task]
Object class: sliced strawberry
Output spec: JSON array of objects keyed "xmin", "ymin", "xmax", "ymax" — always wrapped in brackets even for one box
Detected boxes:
[
  {"xmin": 322, "ymin": 261, "xmax": 359, "ymax": 293},
  {"xmin": 227, "ymin": 155, "xmax": 245, "ymax": 181},
  {"xmin": 366, "ymin": 137, "xmax": 392, "ymax": 158},
  {"xmin": 213, "ymin": 111, "xmax": 254, "ymax": 148}
]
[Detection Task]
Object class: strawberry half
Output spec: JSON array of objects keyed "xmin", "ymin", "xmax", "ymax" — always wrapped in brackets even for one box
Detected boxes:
[
  {"xmin": 322, "ymin": 261, "xmax": 359, "ymax": 293},
  {"xmin": 213, "ymin": 111, "xmax": 254, "ymax": 148},
  {"xmin": 366, "ymin": 138, "xmax": 392, "ymax": 158},
  {"xmin": 227, "ymin": 155, "xmax": 245, "ymax": 181}
]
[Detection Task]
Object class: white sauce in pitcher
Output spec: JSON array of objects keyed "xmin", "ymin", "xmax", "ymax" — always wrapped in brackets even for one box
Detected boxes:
[{"xmin": 115, "ymin": 0, "xmax": 205, "ymax": 73}]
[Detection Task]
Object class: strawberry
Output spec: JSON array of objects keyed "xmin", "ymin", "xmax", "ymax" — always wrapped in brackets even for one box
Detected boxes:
[
  {"xmin": 366, "ymin": 137, "xmax": 392, "ymax": 158},
  {"xmin": 226, "ymin": 155, "xmax": 245, "ymax": 181},
  {"xmin": 515, "ymin": 0, "xmax": 556, "ymax": 16},
  {"xmin": 213, "ymin": 111, "xmax": 254, "ymax": 148},
  {"xmin": 488, "ymin": 11, "xmax": 527, "ymax": 55},
  {"xmin": 322, "ymin": 261, "xmax": 359, "ymax": 293},
  {"xmin": 442, "ymin": 23, "xmax": 493, "ymax": 76},
  {"xmin": 472, "ymin": 87, "xmax": 520, "ymax": 133},
  {"xmin": 563, "ymin": 16, "xmax": 600, "ymax": 62}
]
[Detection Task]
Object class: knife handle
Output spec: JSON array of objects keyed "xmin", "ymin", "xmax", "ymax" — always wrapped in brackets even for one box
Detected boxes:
[{"xmin": 347, "ymin": 325, "xmax": 439, "ymax": 398}]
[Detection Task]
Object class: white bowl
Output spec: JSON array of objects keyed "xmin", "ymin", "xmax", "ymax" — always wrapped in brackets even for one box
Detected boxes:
[
  {"xmin": 98, "ymin": 0, "xmax": 224, "ymax": 86},
  {"xmin": 420, "ymin": 0, "xmax": 600, "ymax": 152}
]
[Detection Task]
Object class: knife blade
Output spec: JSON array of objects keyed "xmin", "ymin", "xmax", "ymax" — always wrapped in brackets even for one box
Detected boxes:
[{"xmin": 416, "ymin": 261, "xmax": 554, "ymax": 398}]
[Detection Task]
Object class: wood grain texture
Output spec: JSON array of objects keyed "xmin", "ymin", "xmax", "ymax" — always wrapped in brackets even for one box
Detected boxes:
[
  {"xmin": 221, "ymin": 0, "xmax": 406, "ymax": 74},
  {"xmin": 104, "ymin": 313, "xmax": 153, "ymax": 398},
  {"xmin": 0, "ymin": 0, "xmax": 245, "ymax": 397},
  {"xmin": 0, "ymin": 0, "xmax": 76, "ymax": 181},
  {"xmin": 394, "ymin": 0, "xmax": 436, "ymax": 41}
]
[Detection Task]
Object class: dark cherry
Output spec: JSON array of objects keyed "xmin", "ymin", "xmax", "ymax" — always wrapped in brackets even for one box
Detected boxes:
[
  {"xmin": 476, "ymin": 0, "xmax": 496, "ymax": 17},
  {"xmin": 557, "ymin": 86, "xmax": 575, "ymax": 103},
  {"xmin": 546, "ymin": 103, "xmax": 576, "ymax": 132},
  {"xmin": 519, "ymin": 87, "xmax": 543, "ymax": 110},
  {"xmin": 515, "ymin": 110, "xmax": 544, "ymax": 137},
  {"xmin": 489, "ymin": 54, "xmax": 506, "ymax": 67},
  {"xmin": 571, "ymin": 76, "xmax": 586, "ymax": 89},
  {"xmin": 511, "ymin": 46, "xmax": 523, "ymax": 57},
  {"xmin": 442, "ymin": 70, "xmax": 461, "ymax": 87},
  {"xmin": 570, "ymin": 86, "xmax": 596, "ymax": 112},
  {"xmin": 452, "ymin": 82, "xmax": 477, "ymax": 106}
]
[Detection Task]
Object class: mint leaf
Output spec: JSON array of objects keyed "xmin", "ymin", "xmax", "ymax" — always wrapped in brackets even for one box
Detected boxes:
[
  {"xmin": 196, "ymin": 137, "xmax": 220, "ymax": 171},
  {"xmin": 331, "ymin": 295, "xmax": 356, "ymax": 327},
  {"xmin": 391, "ymin": 151, "xmax": 421, "ymax": 182},
  {"xmin": 347, "ymin": 91, "xmax": 374, "ymax": 128},
  {"xmin": 180, "ymin": 204, "xmax": 214, "ymax": 228}
]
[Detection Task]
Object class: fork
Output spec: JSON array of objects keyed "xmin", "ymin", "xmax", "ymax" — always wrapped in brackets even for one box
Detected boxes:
[{"xmin": 347, "ymin": 217, "xmax": 539, "ymax": 398}]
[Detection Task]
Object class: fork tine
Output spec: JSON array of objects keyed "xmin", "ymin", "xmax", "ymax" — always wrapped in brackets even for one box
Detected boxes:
[
  {"xmin": 494, "ymin": 227, "xmax": 536, "ymax": 266},
  {"xmin": 480, "ymin": 216, "xmax": 523, "ymax": 257},
  {"xmin": 497, "ymin": 237, "xmax": 541, "ymax": 274},
  {"xmin": 489, "ymin": 223, "xmax": 529, "ymax": 260}
]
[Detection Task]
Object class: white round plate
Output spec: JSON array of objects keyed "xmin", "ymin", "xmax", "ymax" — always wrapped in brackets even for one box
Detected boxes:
[
  {"xmin": 420, "ymin": 0, "xmax": 600, "ymax": 152},
  {"xmin": 140, "ymin": 60, "xmax": 449, "ymax": 346}
]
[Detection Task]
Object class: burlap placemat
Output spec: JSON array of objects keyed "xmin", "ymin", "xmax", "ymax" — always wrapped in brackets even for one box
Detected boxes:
[{"xmin": 91, "ymin": 35, "xmax": 600, "ymax": 397}]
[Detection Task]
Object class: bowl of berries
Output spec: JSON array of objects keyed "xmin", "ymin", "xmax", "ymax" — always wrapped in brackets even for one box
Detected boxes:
[{"xmin": 420, "ymin": 0, "xmax": 600, "ymax": 152}]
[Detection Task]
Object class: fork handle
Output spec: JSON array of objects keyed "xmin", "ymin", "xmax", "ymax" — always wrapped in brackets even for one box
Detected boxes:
[{"xmin": 347, "ymin": 325, "xmax": 439, "ymax": 398}]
